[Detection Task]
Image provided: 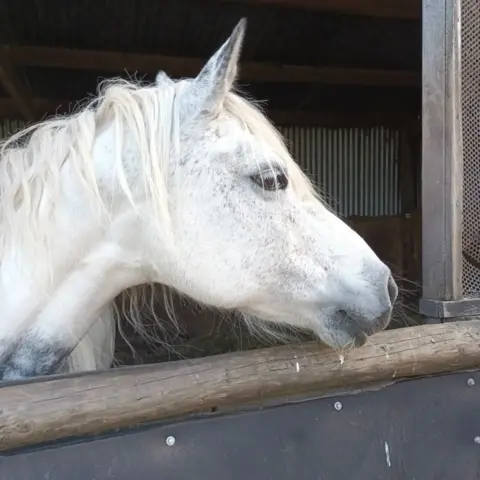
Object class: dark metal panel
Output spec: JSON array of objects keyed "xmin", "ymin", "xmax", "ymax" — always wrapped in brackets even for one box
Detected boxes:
[
  {"xmin": 2, "ymin": 371, "xmax": 480, "ymax": 480},
  {"xmin": 0, "ymin": 119, "xmax": 25, "ymax": 139}
]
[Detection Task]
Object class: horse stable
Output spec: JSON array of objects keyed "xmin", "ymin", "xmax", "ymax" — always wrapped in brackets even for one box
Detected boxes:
[{"xmin": 0, "ymin": 1, "xmax": 479, "ymax": 479}]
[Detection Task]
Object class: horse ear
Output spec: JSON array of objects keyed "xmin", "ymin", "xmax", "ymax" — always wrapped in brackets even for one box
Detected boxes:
[
  {"xmin": 155, "ymin": 70, "xmax": 174, "ymax": 87},
  {"xmin": 191, "ymin": 18, "xmax": 247, "ymax": 111}
]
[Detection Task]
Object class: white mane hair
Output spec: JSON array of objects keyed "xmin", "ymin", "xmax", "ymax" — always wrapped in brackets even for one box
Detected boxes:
[
  {"xmin": 0, "ymin": 19, "xmax": 397, "ymax": 380},
  {"xmin": 0, "ymin": 78, "xmax": 176, "ymax": 281},
  {"xmin": 0, "ymin": 79, "xmax": 318, "ymax": 282}
]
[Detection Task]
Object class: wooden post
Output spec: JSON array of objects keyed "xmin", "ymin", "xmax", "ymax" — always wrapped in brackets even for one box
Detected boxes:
[{"xmin": 419, "ymin": 0, "xmax": 464, "ymax": 319}]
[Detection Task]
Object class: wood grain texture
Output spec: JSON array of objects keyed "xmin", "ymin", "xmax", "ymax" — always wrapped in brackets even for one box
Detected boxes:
[
  {"xmin": 421, "ymin": 0, "xmax": 463, "ymax": 303},
  {"xmin": 1, "ymin": 321, "xmax": 480, "ymax": 452}
]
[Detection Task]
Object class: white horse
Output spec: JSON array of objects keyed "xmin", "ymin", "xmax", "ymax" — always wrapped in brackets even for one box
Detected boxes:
[{"xmin": 0, "ymin": 19, "xmax": 398, "ymax": 380}]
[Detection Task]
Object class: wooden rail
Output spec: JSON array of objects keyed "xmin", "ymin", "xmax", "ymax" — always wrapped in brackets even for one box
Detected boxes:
[{"xmin": 1, "ymin": 320, "xmax": 480, "ymax": 452}]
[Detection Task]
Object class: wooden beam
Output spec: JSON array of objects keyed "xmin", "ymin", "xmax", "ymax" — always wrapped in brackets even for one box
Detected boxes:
[
  {"xmin": 0, "ymin": 49, "xmax": 37, "ymax": 122},
  {"xmin": 420, "ymin": 0, "xmax": 463, "ymax": 313},
  {"xmin": 219, "ymin": 0, "xmax": 421, "ymax": 19},
  {"xmin": 5, "ymin": 45, "xmax": 420, "ymax": 87},
  {"xmin": 419, "ymin": 297, "xmax": 480, "ymax": 318},
  {"xmin": 1, "ymin": 320, "xmax": 480, "ymax": 452}
]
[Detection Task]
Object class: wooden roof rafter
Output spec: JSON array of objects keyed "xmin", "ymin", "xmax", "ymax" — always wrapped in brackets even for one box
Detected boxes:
[
  {"xmin": 219, "ymin": 0, "xmax": 421, "ymax": 19},
  {"xmin": 4, "ymin": 45, "xmax": 420, "ymax": 87}
]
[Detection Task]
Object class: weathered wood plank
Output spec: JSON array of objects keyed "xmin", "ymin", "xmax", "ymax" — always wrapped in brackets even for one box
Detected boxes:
[
  {"xmin": 416, "ymin": 297, "xmax": 480, "ymax": 318},
  {"xmin": 421, "ymin": 0, "xmax": 463, "ymax": 304},
  {"xmin": 5, "ymin": 45, "xmax": 420, "ymax": 87},
  {"xmin": 1, "ymin": 321, "xmax": 480, "ymax": 452}
]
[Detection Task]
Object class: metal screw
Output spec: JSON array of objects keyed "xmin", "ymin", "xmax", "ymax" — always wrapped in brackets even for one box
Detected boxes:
[
  {"xmin": 166, "ymin": 435, "xmax": 176, "ymax": 446},
  {"xmin": 467, "ymin": 378, "xmax": 476, "ymax": 387},
  {"xmin": 474, "ymin": 436, "xmax": 480, "ymax": 444},
  {"xmin": 334, "ymin": 401, "xmax": 342, "ymax": 411}
]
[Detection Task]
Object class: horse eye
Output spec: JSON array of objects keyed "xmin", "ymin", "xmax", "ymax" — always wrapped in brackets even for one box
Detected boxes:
[{"xmin": 251, "ymin": 171, "xmax": 288, "ymax": 191}]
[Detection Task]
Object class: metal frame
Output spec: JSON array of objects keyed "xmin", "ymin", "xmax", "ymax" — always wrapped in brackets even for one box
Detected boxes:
[{"xmin": 420, "ymin": 0, "xmax": 466, "ymax": 320}]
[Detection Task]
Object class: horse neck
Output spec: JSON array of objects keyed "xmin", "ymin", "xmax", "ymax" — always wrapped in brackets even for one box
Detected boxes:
[{"xmin": 0, "ymin": 122, "xmax": 164, "ymax": 357}]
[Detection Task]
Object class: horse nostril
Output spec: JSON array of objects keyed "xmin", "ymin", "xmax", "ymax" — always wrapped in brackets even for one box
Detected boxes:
[
  {"xmin": 387, "ymin": 275, "xmax": 398, "ymax": 304},
  {"xmin": 354, "ymin": 331, "xmax": 368, "ymax": 347}
]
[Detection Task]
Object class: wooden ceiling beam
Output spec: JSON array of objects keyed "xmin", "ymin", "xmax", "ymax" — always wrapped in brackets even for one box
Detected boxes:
[
  {"xmin": 5, "ymin": 45, "xmax": 420, "ymax": 87},
  {"xmin": 0, "ymin": 97, "xmax": 419, "ymax": 128},
  {"xmin": 219, "ymin": 0, "xmax": 421, "ymax": 19},
  {"xmin": 0, "ymin": 49, "xmax": 37, "ymax": 122}
]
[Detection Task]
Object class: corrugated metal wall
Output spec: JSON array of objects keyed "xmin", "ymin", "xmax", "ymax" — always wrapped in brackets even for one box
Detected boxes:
[
  {"xmin": 0, "ymin": 120, "xmax": 401, "ymax": 217},
  {"xmin": 0, "ymin": 119, "xmax": 27, "ymax": 141},
  {"xmin": 279, "ymin": 126, "xmax": 401, "ymax": 217}
]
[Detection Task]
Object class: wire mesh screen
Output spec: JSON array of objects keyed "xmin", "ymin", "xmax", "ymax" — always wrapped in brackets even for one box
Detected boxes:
[{"xmin": 461, "ymin": 0, "xmax": 480, "ymax": 297}]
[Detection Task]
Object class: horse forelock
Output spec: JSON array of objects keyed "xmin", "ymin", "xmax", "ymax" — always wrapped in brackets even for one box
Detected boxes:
[{"xmin": 222, "ymin": 92, "xmax": 321, "ymax": 205}]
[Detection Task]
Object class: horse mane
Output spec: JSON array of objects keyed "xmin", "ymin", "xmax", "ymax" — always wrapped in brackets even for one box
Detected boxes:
[
  {"xmin": 0, "ymin": 78, "xmax": 178, "ymax": 273},
  {"xmin": 0, "ymin": 76, "xmax": 320, "ymax": 273}
]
